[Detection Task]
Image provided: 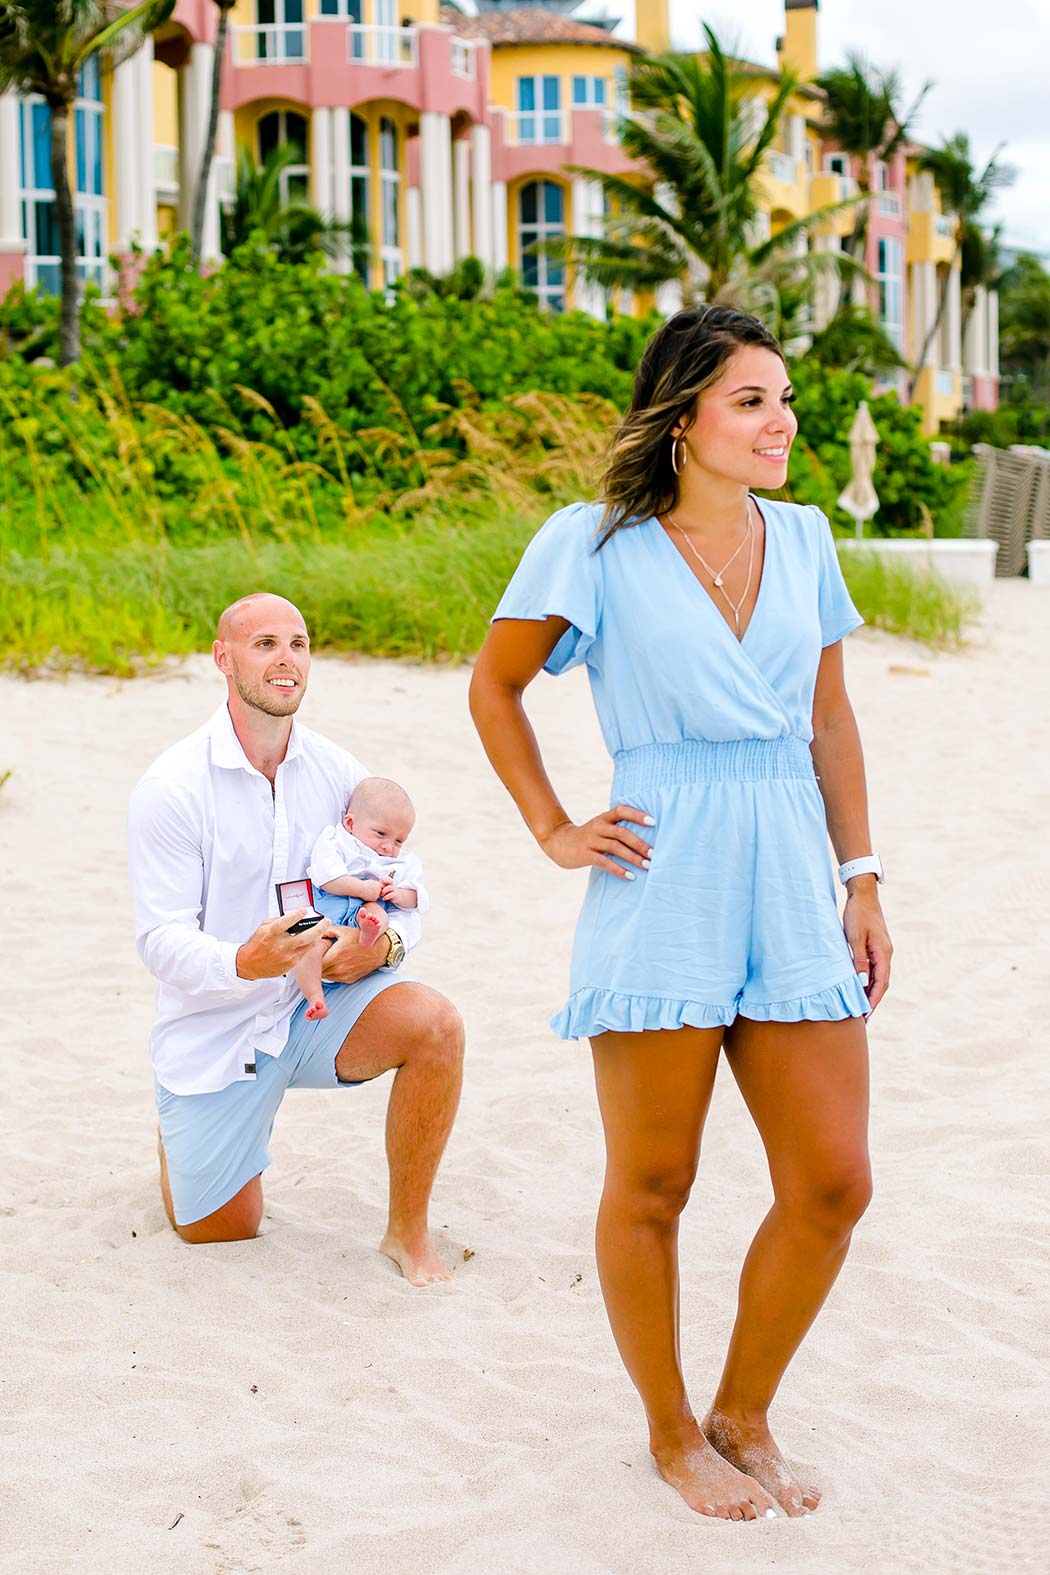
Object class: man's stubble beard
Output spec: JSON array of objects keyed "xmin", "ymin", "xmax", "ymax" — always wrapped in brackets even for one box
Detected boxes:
[{"xmin": 229, "ymin": 660, "xmax": 305, "ymax": 718}]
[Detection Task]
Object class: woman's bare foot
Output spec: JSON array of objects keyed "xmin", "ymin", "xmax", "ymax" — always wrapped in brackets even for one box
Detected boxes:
[
  {"xmin": 650, "ymin": 1420, "xmax": 779, "ymax": 1520},
  {"xmin": 304, "ymin": 996, "xmax": 329, "ymax": 1021},
  {"xmin": 380, "ymin": 1229, "xmax": 451, "ymax": 1287},
  {"xmin": 702, "ymin": 1407, "xmax": 819, "ymax": 1517},
  {"xmin": 357, "ymin": 908, "xmax": 388, "ymax": 948}
]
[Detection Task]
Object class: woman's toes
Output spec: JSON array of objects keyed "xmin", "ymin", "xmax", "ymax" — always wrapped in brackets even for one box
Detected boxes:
[{"xmin": 801, "ymin": 1487, "xmax": 821, "ymax": 1511}]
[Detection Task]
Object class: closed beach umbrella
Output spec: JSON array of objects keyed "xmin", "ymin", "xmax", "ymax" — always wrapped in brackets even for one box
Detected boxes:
[{"xmin": 837, "ymin": 401, "xmax": 880, "ymax": 539}]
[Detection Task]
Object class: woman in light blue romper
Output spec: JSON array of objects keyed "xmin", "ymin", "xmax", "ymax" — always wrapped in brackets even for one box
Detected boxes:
[{"xmin": 470, "ymin": 307, "xmax": 892, "ymax": 1523}]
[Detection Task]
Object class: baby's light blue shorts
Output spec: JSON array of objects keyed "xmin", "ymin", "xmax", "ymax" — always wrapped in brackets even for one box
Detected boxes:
[{"xmin": 155, "ymin": 969, "xmax": 409, "ymax": 1227}]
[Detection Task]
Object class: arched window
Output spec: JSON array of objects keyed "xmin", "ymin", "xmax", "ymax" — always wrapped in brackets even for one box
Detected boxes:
[
  {"xmin": 518, "ymin": 180, "xmax": 564, "ymax": 312},
  {"xmin": 379, "ymin": 116, "xmax": 401, "ymax": 287},
  {"xmin": 258, "ymin": 110, "xmax": 309, "ymax": 205}
]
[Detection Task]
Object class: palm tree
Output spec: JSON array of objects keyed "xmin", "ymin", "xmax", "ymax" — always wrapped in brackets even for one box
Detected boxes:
[
  {"xmin": 816, "ymin": 53, "xmax": 931, "ymax": 314},
  {"xmin": 547, "ymin": 28, "xmax": 863, "ymax": 324},
  {"xmin": 221, "ymin": 144, "xmax": 365, "ymax": 270},
  {"xmin": 999, "ymin": 253, "xmax": 1050, "ymax": 406},
  {"xmin": 0, "ymin": 0, "xmax": 174, "ymax": 365},
  {"xmin": 909, "ymin": 134, "xmax": 1014, "ymax": 399},
  {"xmin": 191, "ymin": 0, "xmax": 236, "ymax": 264}
]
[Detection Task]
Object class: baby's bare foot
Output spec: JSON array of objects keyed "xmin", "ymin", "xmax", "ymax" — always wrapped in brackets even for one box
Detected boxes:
[
  {"xmin": 357, "ymin": 909, "xmax": 388, "ymax": 948},
  {"xmin": 380, "ymin": 1229, "xmax": 451, "ymax": 1287},
  {"xmin": 702, "ymin": 1407, "xmax": 819, "ymax": 1517},
  {"xmin": 305, "ymin": 997, "xmax": 329, "ymax": 1021},
  {"xmin": 651, "ymin": 1421, "xmax": 779, "ymax": 1520}
]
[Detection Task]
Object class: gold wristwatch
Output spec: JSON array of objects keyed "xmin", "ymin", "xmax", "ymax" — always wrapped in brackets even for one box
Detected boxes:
[{"xmin": 382, "ymin": 928, "xmax": 406, "ymax": 969}]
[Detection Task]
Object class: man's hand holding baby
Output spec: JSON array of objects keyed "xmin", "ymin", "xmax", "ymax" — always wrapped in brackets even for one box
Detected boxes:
[
  {"xmin": 236, "ymin": 911, "xmax": 337, "ymax": 981},
  {"xmin": 320, "ymin": 923, "xmax": 393, "ymax": 981}
]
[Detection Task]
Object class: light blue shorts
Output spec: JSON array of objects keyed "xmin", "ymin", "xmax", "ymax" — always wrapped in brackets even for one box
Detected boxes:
[{"xmin": 155, "ymin": 970, "xmax": 410, "ymax": 1227}]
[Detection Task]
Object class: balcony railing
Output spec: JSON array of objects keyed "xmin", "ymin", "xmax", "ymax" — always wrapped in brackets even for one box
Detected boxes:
[
  {"xmin": 935, "ymin": 212, "xmax": 955, "ymax": 238},
  {"xmin": 508, "ymin": 111, "xmax": 568, "ymax": 146},
  {"xmin": 450, "ymin": 37, "xmax": 477, "ymax": 79},
  {"xmin": 769, "ymin": 151, "xmax": 798, "ymax": 184},
  {"xmin": 877, "ymin": 190, "xmax": 901, "ymax": 217},
  {"xmin": 153, "ymin": 145, "xmax": 178, "ymax": 195},
  {"xmin": 233, "ymin": 23, "xmax": 307, "ymax": 65},
  {"xmin": 348, "ymin": 23, "xmax": 417, "ymax": 66}
]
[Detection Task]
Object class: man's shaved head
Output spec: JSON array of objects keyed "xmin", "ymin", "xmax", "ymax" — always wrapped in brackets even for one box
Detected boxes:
[
  {"xmin": 213, "ymin": 591, "xmax": 311, "ymax": 720},
  {"xmin": 216, "ymin": 593, "xmax": 306, "ymax": 645}
]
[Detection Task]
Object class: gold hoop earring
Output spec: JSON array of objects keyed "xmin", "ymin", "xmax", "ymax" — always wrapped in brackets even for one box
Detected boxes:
[{"xmin": 671, "ymin": 435, "xmax": 687, "ymax": 476}]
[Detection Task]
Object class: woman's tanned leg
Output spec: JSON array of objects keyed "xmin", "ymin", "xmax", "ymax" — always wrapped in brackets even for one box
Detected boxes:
[
  {"xmin": 591, "ymin": 1025, "xmax": 777, "ymax": 1521},
  {"xmin": 704, "ymin": 1014, "xmax": 871, "ymax": 1515}
]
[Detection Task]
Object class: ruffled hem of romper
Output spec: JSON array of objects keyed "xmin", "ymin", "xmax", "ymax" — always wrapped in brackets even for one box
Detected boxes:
[
  {"xmin": 550, "ymin": 990, "xmax": 738, "ymax": 1041},
  {"xmin": 550, "ymin": 974, "xmax": 869, "ymax": 1040},
  {"xmin": 737, "ymin": 972, "xmax": 870, "ymax": 1023}
]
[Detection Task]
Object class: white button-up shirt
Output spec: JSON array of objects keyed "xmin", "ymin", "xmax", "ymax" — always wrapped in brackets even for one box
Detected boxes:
[{"xmin": 128, "ymin": 705, "xmax": 415, "ymax": 1096}]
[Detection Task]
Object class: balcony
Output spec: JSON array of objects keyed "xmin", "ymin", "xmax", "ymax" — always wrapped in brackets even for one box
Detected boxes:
[
  {"xmin": 153, "ymin": 145, "xmax": 178, "ymax": 198},
  {"xmin": 508, "ymin": 111, "xmax": 569, "ymax": 147},
  {"xmin": 935, "ymin": 212, "xmax": 955, "ymax": 239},
  {"xmin": 347, "ymin": 23, "xmax": 417, "ymax": 67},
  {"xmin": 450, "ymin": 37, "xmax": 477, "ymax": 79},
  {"xmin": 232, "ymin": 23, "xmax": 307, "ymax": 65},
  {"xmin": 769, "ymin": 151, "xmax": 798, "ymax": 185}
]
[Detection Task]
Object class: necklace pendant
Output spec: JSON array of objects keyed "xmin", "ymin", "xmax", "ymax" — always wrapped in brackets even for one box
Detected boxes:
[{"xmin": 713, "ymin": 574, "xmax": 723, "ymax": 588}]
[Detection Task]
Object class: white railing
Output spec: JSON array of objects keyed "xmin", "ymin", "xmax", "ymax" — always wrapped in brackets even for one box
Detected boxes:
[
  {"xmin": 348, "ymin": 23, "xmax": 417, "ymax": 67},
  {"xmin": 877, "ymin": 190, "xmax": 901, "ymax": 217},
  {"xmin": 769, "ymin": 151, "xmax": 797, "ymax": 184},
  {"xmin": 508, "ymin": 111, "xmax": 568, "ymax": 147},
  {"xmin": 935, "ymin": 212, "xmax": 955, "ymax": 238},
  {"xmin": 450, "ymin": 37, "xmax": 476, "ymax": 79},
  {"xmin": 153, "ymin": 145, "xmax": 178, "ymax": 194},
  {"xmin": 233, "ymin": 23, "xmax": 307, "ymax": 65}
]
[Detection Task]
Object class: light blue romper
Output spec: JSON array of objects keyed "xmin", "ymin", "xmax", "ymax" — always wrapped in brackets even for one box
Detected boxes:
[{"xmin": 493, "ymin": 498, "xmax": 871, "ymax": 1039}]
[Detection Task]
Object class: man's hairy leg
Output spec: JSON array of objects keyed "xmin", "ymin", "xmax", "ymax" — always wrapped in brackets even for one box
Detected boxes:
[
  {"xmin": 335, "ymin": 982, "xmax": 464, "ymax": 1287},
  {"xmin": 157, "ymin": 1129, "xmax": 264, "ymax": 1244}
]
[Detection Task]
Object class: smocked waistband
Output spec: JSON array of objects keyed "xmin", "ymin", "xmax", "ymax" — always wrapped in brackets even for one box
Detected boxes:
[{"xmin": 612, "ymin": 737, "xmax": 815, "ymax": 793}]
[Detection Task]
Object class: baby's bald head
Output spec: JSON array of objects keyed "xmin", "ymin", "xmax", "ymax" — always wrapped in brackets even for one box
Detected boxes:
[{"xmin": 344, "ymin": 778, "xmax": 415, "ymax": 858}]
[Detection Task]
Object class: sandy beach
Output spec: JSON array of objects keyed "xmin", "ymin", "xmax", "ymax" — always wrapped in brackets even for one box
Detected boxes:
[{"xmin": 2, "ymin": 580, "xmax": 1049, "ymax": 1575}]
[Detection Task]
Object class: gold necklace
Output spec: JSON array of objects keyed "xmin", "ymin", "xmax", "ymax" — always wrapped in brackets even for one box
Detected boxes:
[{"xmin": 667, "ymin": 499, "xmax": 756, "ymax": 636}]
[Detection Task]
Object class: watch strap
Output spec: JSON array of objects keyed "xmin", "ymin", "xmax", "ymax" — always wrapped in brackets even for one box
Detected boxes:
[{"xmin": 837, "ymin": 854, "xmax": 883, "ymax": 886}]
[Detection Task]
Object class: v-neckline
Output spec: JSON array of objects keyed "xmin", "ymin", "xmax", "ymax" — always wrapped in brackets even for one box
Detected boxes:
[{"xmin": 655, "ymin": 495, "xmax": 772, "ymax": 647}]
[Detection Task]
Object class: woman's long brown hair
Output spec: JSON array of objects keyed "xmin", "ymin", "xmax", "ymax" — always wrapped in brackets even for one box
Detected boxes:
[{"xmin": 597, "ymin": 305, "xmax": 785, "ymax": 547}]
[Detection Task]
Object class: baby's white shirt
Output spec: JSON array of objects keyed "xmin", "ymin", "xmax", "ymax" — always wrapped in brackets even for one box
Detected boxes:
[{"xmin": 307, "ymin": 824, "xmax": 430, "ymax": 915}]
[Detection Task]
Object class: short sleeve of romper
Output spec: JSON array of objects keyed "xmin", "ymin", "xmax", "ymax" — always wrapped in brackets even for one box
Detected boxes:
[
  {"xmin": 813, "ymin": 507, "xmax": 864, "ymax": 647},
  {"xmin": 492, "ymin": 502, "xmax": 603, "ymax": 675}
]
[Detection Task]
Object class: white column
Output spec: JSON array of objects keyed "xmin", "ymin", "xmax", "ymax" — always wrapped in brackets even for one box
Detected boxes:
[
  {"xmin": 452, "ymin": 136, "xmax": 471, "ymax": 261},
  {"xmin": 113, "ymin": 56, "xmax": 141, "ymax": 249},
  {"xmin": 491, "ymin": 179, "xmax": 508, "ymax": 272},
  {"xmin": 0, "ymin": 92, "xmax": 23, "ymax": 255},
  {"xmin": 330, "ymin": 107, "xmax": 351, "ymax": 273},
  {"xmin": 788, "ymin": 112, "xmax": 806, "ymax": 165},
  {"xmin": 136, "ymin": 38, "xmax": 158, "ymax": 250},
  {"xmin": 470, "ymin": 124, "xmax": 492, "ymax": 267},
  {"xmin": 311, "ymin": 106, "xmax": 333, "ymax": 214},
  {"xmin": 406, "ymin": 187, "xmax": 422, "ymax": 270},
  {"xmin": 987, "ymin": 289, "xmax": 1000, "ymax": 378},
  {"xmin": 964, "ymin": 283, "xmax": 984, "ymax": 375},
  {"xmin": 420, "ymin": 111, "xmax": 453, "ymax": 275},
  {"xmin": 946, "ymin": 264, "xmax": 962, "ymax": 371},
  {"xmin": 571, "ymin": 175, "xmax": 605, "ymax": 320},
  {"xmin": 911, "ymin": 260, "xmax": 937, "ymax": 366},
  {"xmin": 811, "ymin": 233, "xmax": 838, "ymax": 331},
  {"xmin": 178, "ymin": 40, "xmax": 222, "ymax": 258}
]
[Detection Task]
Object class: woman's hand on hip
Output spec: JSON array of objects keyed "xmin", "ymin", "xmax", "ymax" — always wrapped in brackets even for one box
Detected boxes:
[
  {"xmin": 843, "ymin": 894, "xmax": 892, "ymax": 1012},
  {"xmin": 539, "ymin": 804, "xmax": 654, "ymax": 880}
]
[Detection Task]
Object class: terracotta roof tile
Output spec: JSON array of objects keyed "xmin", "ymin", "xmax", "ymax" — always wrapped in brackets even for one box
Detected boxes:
[{"xmin": 439, "ymin": 6, "xmax": 641, "ymax": 52}]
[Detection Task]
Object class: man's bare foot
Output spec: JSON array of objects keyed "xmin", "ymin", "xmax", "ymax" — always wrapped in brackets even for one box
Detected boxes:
[
  {"xmin": 305, "ymin": 997, "xmax": 329, "ymax": 1021},
  {"xmin": 380, "ymin": 1229, "xmax": 451, "ymax": 1287},
  {"xmin": 357, "ymin": 909, "xmax": 388, "ymax": 948},
  {"xmin": 650, "ymin": 1420, "xmax": 779, "ymax": 1520},
  {"xmin": 702, "ymin": 1407, "xmax": 819, "ymax": 1517}
]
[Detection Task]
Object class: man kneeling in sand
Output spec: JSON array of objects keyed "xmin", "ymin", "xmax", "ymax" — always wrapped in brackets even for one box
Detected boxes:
[{"xmin": 127, "ymin": 593, "xmax": 463, "ymax": 1285}]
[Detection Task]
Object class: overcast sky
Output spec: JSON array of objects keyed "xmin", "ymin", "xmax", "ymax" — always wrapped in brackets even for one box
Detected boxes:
[{"xmin": 576, "ymin": 0, "xmax": 1049, "ymax": 257}]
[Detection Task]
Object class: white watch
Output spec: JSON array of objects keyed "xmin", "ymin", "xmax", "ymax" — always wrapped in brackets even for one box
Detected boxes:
[{"xmin": 837, "ymin": 854, "xmax": 884, "ymax": 886}]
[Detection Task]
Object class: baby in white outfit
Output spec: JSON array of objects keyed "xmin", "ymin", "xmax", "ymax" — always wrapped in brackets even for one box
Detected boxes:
[{"xmin": 293, "ymin": 777, "xmax": 428, "ymax": 1022}]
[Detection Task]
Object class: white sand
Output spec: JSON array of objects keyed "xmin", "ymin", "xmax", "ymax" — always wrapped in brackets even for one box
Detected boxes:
[{"xmin": 2, "ymin": 583, "xmax": 1049, "ymax": 1575}]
